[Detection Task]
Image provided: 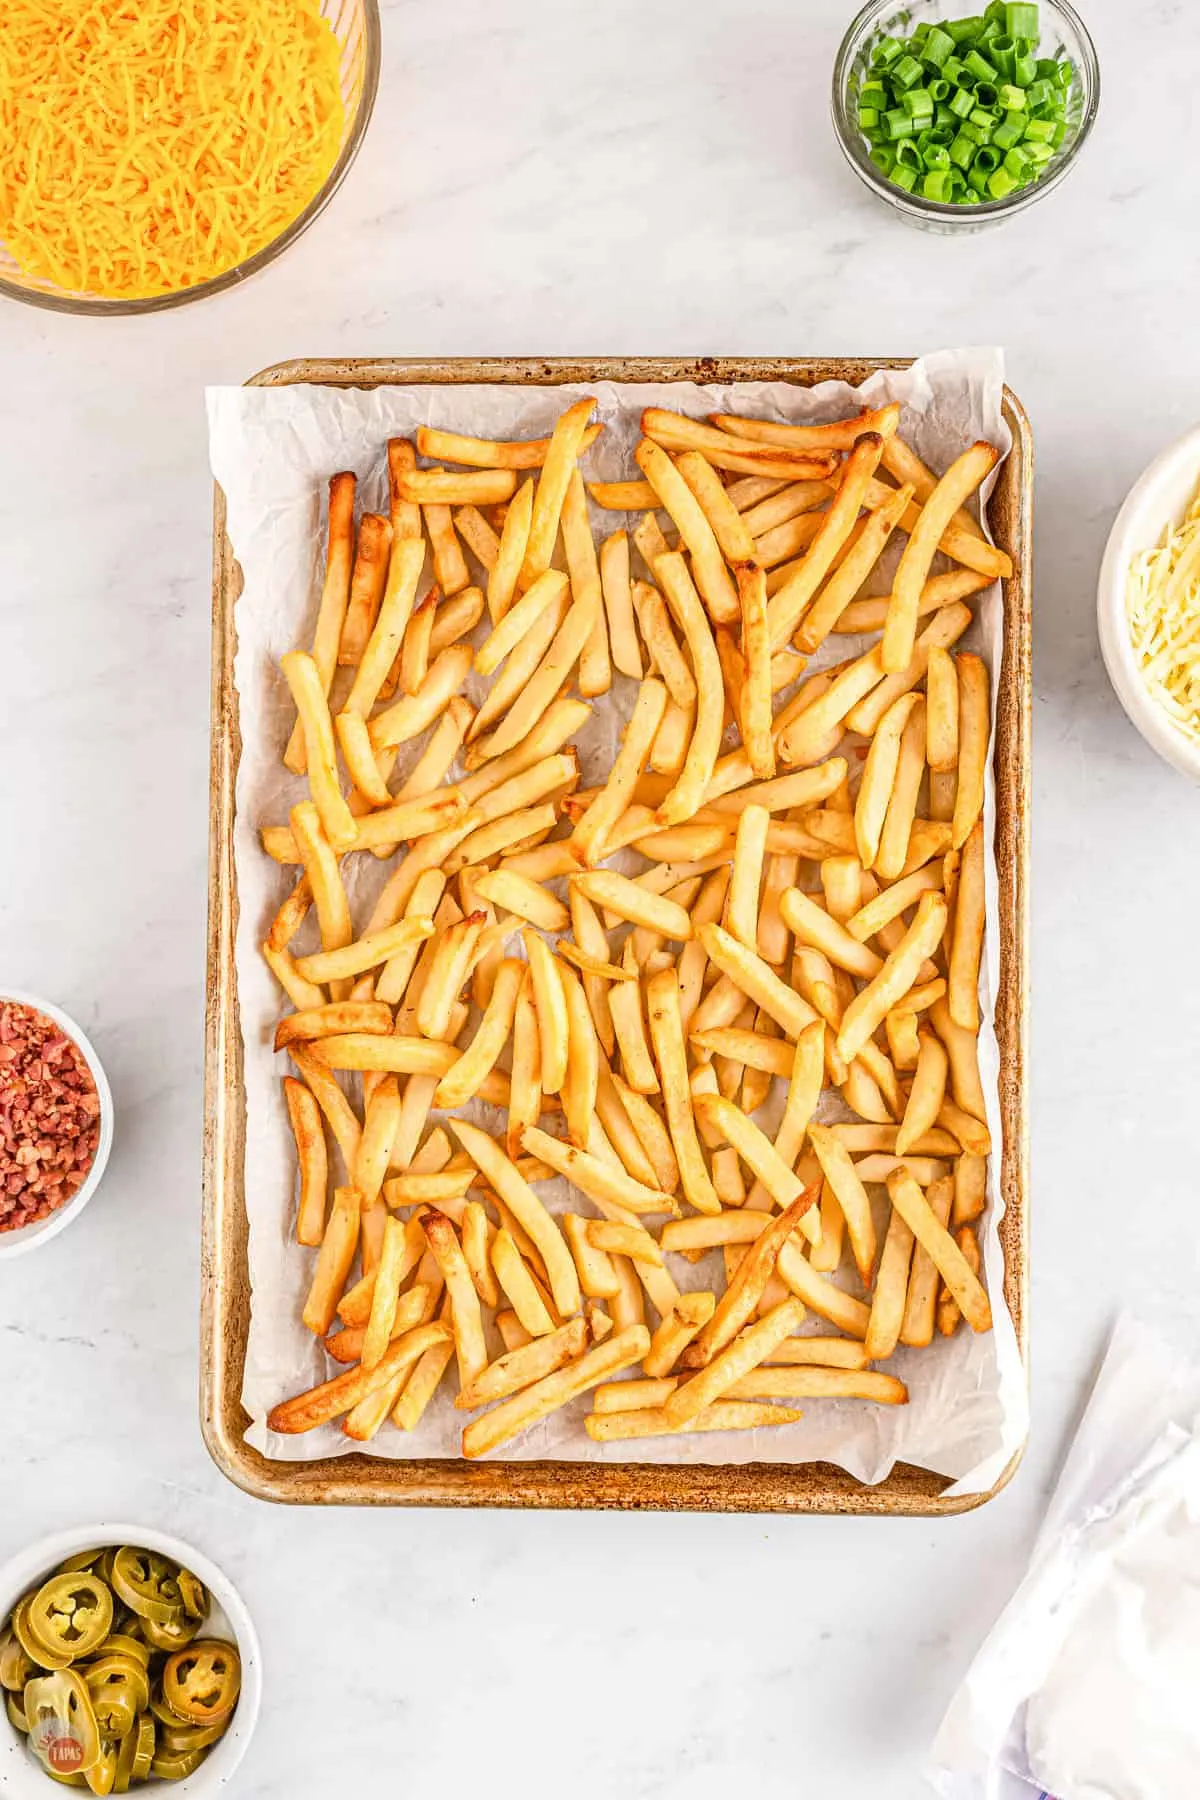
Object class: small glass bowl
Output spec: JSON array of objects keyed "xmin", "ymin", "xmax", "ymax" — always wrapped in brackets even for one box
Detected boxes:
[
  {"xmin": 0, "ymin": 0, "xmax": 380, "ymax": 315},
  {"xmin": 831, "ymin": 0, "xmax": 1099, "ymax": 233}
]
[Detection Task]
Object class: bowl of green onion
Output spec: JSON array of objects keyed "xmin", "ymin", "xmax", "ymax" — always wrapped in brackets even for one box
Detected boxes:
[{"xmin": 832, "ymin": 0, "xmax": 1099, "ymax": 229}]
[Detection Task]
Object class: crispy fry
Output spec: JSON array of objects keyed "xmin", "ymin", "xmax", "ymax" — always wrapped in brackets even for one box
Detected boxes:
[
  {"xmin": 767, "ymin": 435, "xmax": 885, "ymax": 649},
  {"xmin": 301, "ymin": 1185, "xmax": 361, "ymax": 1336},
  {"xmin": 807, "ymin": 1123, "xmax": 877, "ymax": 1285},
  {"xmin": 883, "ymin": 442, "xmax": 998, "ymax": 673},
  {"xmin": 645, "ymin": 965, "xmax": 720, "ymax": 1216},
  {"xmin": 344, "ymin": 535, "xmax": 427, "ymax": 721},
  {"xmin": 953, "ymin": 653, "xmax": 990, "ymax": 852},
  {"xmin": 836, "ymin": 892, "xmax": 949, "ymax": 1064},
  {"xmin": 953, "ymin": 1153, "xmax": 988, "ymax": 1227},
  {"xmin": 486, "ymin": 474, "xmax": 535, "ymax": 622},
  {"xmin": 474, "ymin": 567, "xmax": 568, "ymax": 676},
  {"xmin": 640, "ymin": 1292, "xmax": 717, "ymax": 1378},
  {"xmin": 280, "ymin": 650, "xmax": 358, "ymax": 852},
  {"xmin": 284, "ymin": 472, "xmax": 356, "ymax": 773},
  {"xmin": 675, "ymin": 450, "xmax": 756, "ymax": 563},
  {"xmin": 664, "ymin": 1297, "xmax": 806, "ymax": 1426},
  {"xmin": 586, "ymin": 1219, "xmax": 662, "ymax": 1266},
  {"xmin": 283, "ymin": 1076, "xmax": 328, "ymax": 1246},
  {"xmin": 268, "ymin": 1321, "xmax": 451, "ymax": 1434},
  {"xmin": 724, "ymin": 803, "xmax": 767, "ymax": 950},
  {"xmin": 846, "ymin": 602, "xmax": 973, "ymax": 737},
  {"xmin": 354, "ymin": 1076, "xmax": 402, "ymax": 1207},
  {"xmin": 729, "ymin": 1368, "xmax": 907, "ymax": 1404},
  {"xmin": 399, "ymin": 469, "xmax": 518, "ymax": 507},
  {"xmin": 555, "ymin": 957, "xmax": 599, "ymax": 1148},
  {"xmin": 630, "ymin": 581, "xmax": 695, "ymax": 707},
  {"xmin": 289, "ymin": 1047, "xmax": 362, "ymax": 1171},
  {"xmin": 360, "ymin": 1214, "xmax": 407, "ymax": 1372},
  {"xmin": 368, "ymin": 642, "xmax": 473, "ymax": 751},
  {"xmin": 651, "ymin": 552, "xmax": 725, "ymax": 822},
  {"xmin": 520, "ymin": 1124, "xmax": 673, "ymax": 1219},
  {"xmin": 416, "ymin": 422, "xmax": 602, "ymax": 471},
  {"xmin": 452, "ymin": 504, "xmax": 501, "ymax": 571},
  {"xmin": 855, "ymin": 691, "xmax": 918, "ymax": 870},
  {"xmin": 778, "ymin": 887, "xmax": 881, "ymax": 981},
  {"xmin": 937, "ymin": 1097, "xmax": 992, "ymax": 1157},
  {"xmin": 450, "ymin": 1119, "xmax": 580, "ymax": 1317},
  {"xmin": 596, "ymin": 528, "xmax": 641, "ymax": 677},
  {"xmin": 899, "ymin": 1174, "xmax": 955, "ymax": 1347},
  {"xmin": 462, "ymin": 1324, "xmax": 649, "ymax": 1458},
  {"xmin": 570, "ymin": 677, "xmax": 668, "ymax": 867},
  {"xmin": 338, "ymin": 512, "xmax": 393, "ymax": 667},
  {"xmin": 429, "ymin": 583, "xmax": 485, "ymax": 655},
  {"xmin": 518, "ymin": 396, "xmax": 597, "ymax": 590},
  {"xmin": 635, "ymin": 438, "xmax": 740, "ymax": 624},
  {"xmin": 588, "ymin": 479, "xmax": 660, "ymax": 510},
  {"xmin": 796, "ymin": 481, "xmax": 914, "ymax": 654},
  {"xmin": 694, "ymin": 1097, "xmax": 821, "ymax": 1241},
  {"xmin": 887, "ymin": 1166, "xmax": 991, "ymax": 1333},
  {"xmin": 294, "ymin": 917, "xmax": 434, "ymax": 987},
  {"xmin": 434, "ymin": 958, "xmax": 524, "ymax": 1109},
  {"xmin": 421, "ymin": 1208, "xmax": 489, "ymax": 1389},
  {"xmin": 261, "ymin": 943, "xmax": 326, "ymax": 1012},
  {"xmin": 697, "ymin": 922, "xmax": 818, "ymax": 1040}
]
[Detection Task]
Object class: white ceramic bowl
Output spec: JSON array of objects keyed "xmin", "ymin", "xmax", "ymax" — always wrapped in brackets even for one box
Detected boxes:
[
  {"xmin": 1098, "ymin": 423, "xmax": 1200, "ymax": 783},
  {"xmin": 0, "ymin": 1524, "xmax": 261, "ymax": 1797},
  {"xmin": 0, "ymin": 991, "xmax": 114, "ymax": 1260}
]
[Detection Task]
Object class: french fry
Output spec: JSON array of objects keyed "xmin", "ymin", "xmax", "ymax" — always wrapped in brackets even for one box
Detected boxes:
[
  {"xmin": 294, "ymin": 917, "xmax": 434, "ymax": 987},
  {"xmin": 863, "ymin": 1205, "xmax": 916, "ymax": 1361},
  {"xmin": 925, "ymin": 643, "xmax": 959, "ymax": 773},
  {"xmin": 938, "ymin": 1223, "xmax": 983, "ymax": 1335},
  {"xmin": 570, "ymin": 678, "xmax": 669, "ymax": 866},
  {"xmin": 268, "ymin": 1321, "xmax": 451, "ymax": 1435},
  {"xmin": 697, "ymin": 922, "xmax": 818, "ymax": 1040},
  {"xmin": 845, "ymin": 866, "xmax": 942, "ymax": 943},
  {"xmin": 586, "ymin": 1219, "xmax": 663, "ymax": 1266},
  {"xmin": 899, "ymin": 1173, "xmax": 955, "ymax": 1347},
  {"xmin": 522, "ymin": 927, "xmax": 569, "ymax": 1097},
  {"xmin": 284, "ymin": 471, "xmax": 355, "ymax": 773},
  {"xmin": 834, "ymin": 569, "xmax": 988, "ymax": 637},
  {"xmin": 283, "ymin": 1076, "xmax": 328, "ymax": 1246},
  {"xmin": 383, "ymin": 1169, "xmax": 474, "ymax": 1206},
  {"xmin": 354, "ymin": 1075, "xmax": 402, "ymax": 1208},
  {"xmin": 556, "ymin": 957, "xmax": 600, "ymax": 1148},
  {"xmin": 694, "ymin": 1097, "xmax": 821, "ymax": 1242},
  {"xmin": 423, "ymin": 501, "xmax": 470, "ymax": 597},
  {"xmin": 301, "ymin": 1185, "xmax": 362, "ymax": 1336},
  {"xmin": 280, "ymin": 651, "xmax": 358, "ymax": 852},
  {"xmin": 855, "ymin": 691, "xmax": 918, "ymax": 871},
  {"xmin": 398, "ymin": 469, "xmax": 518, "ymax": 507},
  {"xmin": 324, "ymin": 1286, "xmax": 432, "ymax": 1362},
  {"xmin": 486, "ymin": 475, "xmax": 535, "ymax": 622},
  {"xmin": 660, "ymin": 1213, "xmax": 770, "ymax": 1253},
  {"xmin": 737, "ymin": 477, "xmax": 828, "ymax": 531},
  {"xmin": 571, "ymin": 871, "xmax": 691, "ymax": 942},
  {"xmin": 422, "ymin": 1209, "xmax": 489, "ymax": 1389},
  {"xmin": 733, "ymin": 561, "xmax": 774, "ymax": 780},
  {"xmin": 647, "ymin": 553, "xmax": 725, "ymax": 823},
  {"xmin": 807, "ymin": 1123, "xmax": 877, "ymax": 1285},
  {"xmin": 557, "ymin": 466, "xmax": 611, "ymax": 698},
  {"xmin": 563, "ymin": 1213, "xmax": 620, "ymax": 1299},
  {"xmin": 338, "ymin": 512, "xmax": 393, "ymax": 667},
  {"xmin": 766, "ymin": 435, "xmax": 885, "ymax": 648},
  {"xmin": 726, "ymin": 1369, "xmax": 907, "ymax": 1405},
  {"xmin": 433, "ymin": 958, "xmax": 524, "ymax": 1109},
  {"xmin": 937, "ymin": 1098, "xmax": 992, "ymax": 1157},
  {"xmin": 489, "ymin": 1228, "xmax": 558, "ymax": 1336},
  {"xmin": 368, "ymin": 642, "xmax": 474, "ymax": 751},
  {"xmin": 895, "ymin": 1031, "xmax": 950, "ymax": 1157},
  {"xmin": 458, "ymin": 1317, "xmax": 593, "ymax": 1414},
  {"xmin": 665, "ymin": 1297, "xmax": 806, "ymax": 1426},
  {"xmin": 587, "ymin": 1400, "xmax": 802, "ymax": 1439},
  {"xmin": 392, "ymin": 1327, "xmax": 456, "ymax": 1431},
  {"xmin": 635, "ymin": 438, "xmax": 740, "ymax": 624},
  {"xmin": 689, "ymin": 1027, "xmax": 793, "ymax": 1077},
  {"xmin": 675, "ymin": 450, "xmax": 756, "ymax": 563},
  {"xmin": 462, "ymin": 1324, "xmax": 649, "ymax": 1458},
  {"xmin": 474, "ymin": 567, "xmax": 568, "ymax": 676},
  {"xmin": 644, "ymin": 408, "xmax": 838, "ymax": 474},
  {"xmin": 416, "ymin": 422, "xmax": 602, "ymax": 471},
  {"xmin": 775, "ymin": 647, "xmax": 884, "ymax": 768},
  {"xmin": 470, "ymin": 869, "xmax": 567, "ymax": 934},
  {"xmin": 344, "ymin": 535, "xmax": 427, "ymax": 720},
  {"xmin": 949, "ymin": 816, "xmax": 985, "ymax": 1033},
  {"xmin": 836, "ymin": 892, "xmax": 949, "ymax": 1064},
  {"xmin": 725, "ymin": 804, "xmax": 768, "ymax": 949},
  {"xmin": 518, "ymin": 398, "xmax": 597, "ymax": 591},
  {"xmin": 953, "ymin": 1153, "xmax": 987, "ymax": 1227},
  {"xmin": 520, "ymin": 1124, "xmax": 672, "ymax": 1218},
  {"xmin": 639, "ymin": 1292, "xmax": 716, "ymax": 1378},
  {"xmin": 452, "ymin": 504, "xmax": 501, "ymax": 571},
  {"xmin": 795, "ymin": 481, "xmax": 913, "ymax": 654},
  {"xmin": 645, "ymin": 965, "xmax": 720, "ymax": 1216},
  {"xmin": 765, "ymin": 1337, "xmax": 870, "ymax": 1369},
  {"xmin": 450, "ymin": 1119, "xmax": 580, "ymax": 1317},
  {"xmin": 875, "ymin": 696, "xmax": 927, "ymax": 882},
  {"xmin": 846, "ymin": 603, "xmax": 973, "ymax": 737},
  {"xmin": 688, "ymin": 1196, "xmax": 818, "ymax": 1371},
  {"xmin": 886, "ymin": 1166, "xmax": 992, "ymax": 1333},
  {"xmin": 778, "ymin": 888, "xmax": 881, "ymax": 981},
  {"xmin": 274, "ymin": 1000, "xmax": 388, "ymax": 1053},
  {"xmin": 631, "ymin": 580, "xmax": 695, "ymax": 707},
  {"xmin": 289, "ymin": 1047, "xmax": 361, "ymax": 1171},
  {"xmin": 711, "ymin": 403, "xmax": 899, "ymax": 453},
  {"xmin": 611, "ymin": 1074, "xmax": 679, "ymax": 1196},
  {"xmin": 360, "ymin": 1214, "xmax": 407, "ymax": 1372},
  {"xmin": 604, "ymin": 951, "xmax": 656, "ymax": 1095},
  {"xmin": 588, "ymin": 479, "xmax": 660, "ymax": 510},
  {"xmin": 482, "ymin": 577, "xmax": 600, "ymax": 761},
  {"xmin": 598, "ymin": 529, "xmax": 641, "ymax": 677},
  {"xmin": 882, "ymin": 442, "xmax": 998, "ymax": 673}
]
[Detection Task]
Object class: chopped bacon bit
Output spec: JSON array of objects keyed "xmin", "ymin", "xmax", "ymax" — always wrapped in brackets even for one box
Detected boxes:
[{"xmin": 0, "ymin": 1003, "xmax": 101, "ymax": 1232}]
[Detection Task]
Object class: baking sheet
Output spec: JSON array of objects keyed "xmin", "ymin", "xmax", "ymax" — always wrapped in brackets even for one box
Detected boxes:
[{"xmin": 206, "ymin": 349, "xmax": 1027, "ymax": 1489}]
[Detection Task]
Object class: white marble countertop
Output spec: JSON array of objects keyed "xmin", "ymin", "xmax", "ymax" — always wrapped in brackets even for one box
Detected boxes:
[{"xmin": 2, "ymin": 0, "xmax": 1197, "ymax": 1793}]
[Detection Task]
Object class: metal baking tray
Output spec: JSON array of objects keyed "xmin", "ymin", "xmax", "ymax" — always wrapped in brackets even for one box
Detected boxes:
[{"xmin": 203, "ymin": 357, "xmax": 1031, "ymax": 1511}]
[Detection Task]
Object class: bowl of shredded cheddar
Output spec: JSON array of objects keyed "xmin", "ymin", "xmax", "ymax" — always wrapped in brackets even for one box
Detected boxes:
[{"xmin": 0, "ymin": 0, "xmax": 379, "ymax": 312}]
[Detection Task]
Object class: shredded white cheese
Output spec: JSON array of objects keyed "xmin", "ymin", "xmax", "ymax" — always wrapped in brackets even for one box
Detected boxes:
[{"xmin": 1126, "ymin": 479, "xmax": 1200, "ymax": 745}]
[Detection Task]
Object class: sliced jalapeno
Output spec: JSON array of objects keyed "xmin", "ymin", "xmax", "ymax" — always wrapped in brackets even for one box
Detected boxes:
[
  {"xmin": 84, "ymin": 1659, "xmax": 147, "ymax": 1742},
  {"xmin": 55, "ymin": 1553, "xmax": 104, "ymax": 1577},
  {"xmin": 139, "ymin": 1612, "xmax": 200, "ymax": 1654},
  {"xmin": 175, "ymin": 1571, "xmax": 207, "ymax": 1623},
  {"xmin": 149, "ymin": 1746, "xmax": 206, "ymax": 1781},
  {"xmin": 27, "ymin": 1575, "xmax": 114, "ymax": 1664},
  {"xmin": 44, "ymin": 1770, "xmax": 87, "ymax": 1789},
  {"xmin": 13, "ymin": 1597, "xmax": 72, "ymax": 1671},
  {"xmin": 93, "ymin": 1635, "xmax": 149, "ymax": 1672},
  {"xmin": 23, "ymin": 1669, "xmax": 102, "ymax": 1777},
  {"xmin": 129, "ymin": 1712, "xmax": 155, "ymax": 1783},
  {"xmin": 149, "ymin": 1689, "xmax": 188, "ymax": 1729},
  {"xmin": 161, "ymin": 1641, "xmax": 240, "ymax": 1726},
  {"xmin": 0, "ymin": 1626, "xmax": 37, "ymax": 1692},
  {"xmin": 108, "ymin": 1550, "xmax": 185, "ymax": 1628},
  {"xmin": 6, "ymin": 1689, "xmax": 29, "ymax": 1734},
  {"xmin": 157, "ymin": 1716, "xmax": 228, "ymax": 1755},
  {"xmin": 83, "ymin": 1742, "xmax": 117, "ymax": 1796}
]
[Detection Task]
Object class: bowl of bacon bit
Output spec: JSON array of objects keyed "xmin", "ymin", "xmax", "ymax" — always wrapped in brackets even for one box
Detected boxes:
[{"xmin": 0, "ymin": 993, "xmax": 112, "ymax": 1257}]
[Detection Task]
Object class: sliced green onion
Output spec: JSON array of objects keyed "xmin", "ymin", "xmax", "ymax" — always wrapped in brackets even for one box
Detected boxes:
[
  {"xmin": 946, "ymin": 16, "xmax": 984, "ymax": 45},
  {"xmin": 1012, "ymin": 45, "xmax": 1037, "ymax": 84},
  {"xmin": 973, "ymin": 80, "xmax": 999, "ymax": 108},
  {"xmin": 987, "ymin": 165, "xmax": 1018, "ymax": 198},
  {"xmin": 922, "ymin": 168, "xmax": 954, "ymax": 200},
  {"xmin": 990, "ymin": 33, "xmax": 1016, "ymax": 77},
  {"xmin": 984, "ymin": 0, "xmax": 1007, "ymax": 20},
  {"xmin": 870, "ymin": 144, "xmax": 895, "ymax": 174},
  {"xmin": 998, "ymin": 82, "xmax": 1026, "ymax": 110},
  {"xmin": 890, "ymin": 51, "xmax": 924, "ymax": 89},
  {"xmin": 934, "ymin": 101, "xmax": 958, "ymax": 128},
  {"xmin": 978, "ymin": 17, "xmax": 1003, "ymax": 45},
  {"xmin": 858, "ymin": 106, "xmax": 881, "ymax": 129},
  {"xmin": 928, "ymin": 77, "xmax": 951, "ymax": 100},
  {"xmin": 969, "ymin": 105, "xmax": 998, "ymax": 133},
  {"xmin": 948, "ymin": 85, "xmax": 976, "ymax": 118},
  {"xmin": 891, "ymin": 162, "xmax": 919, "ymax": 192},
  {"xmin": 1023, "ymin": 77, "xmax": 1054, "ymax": 110},
  {"xmin": 922, "ymin": 25, "xmax": 955, "ymax": 67},
  {"xmin": 948, "ymin": 131, "xmax": 977, "ymax": 169},
  {"xmin": 859, "ymin": 77, "xmax": 888, "ymax": 108},
  {"xmin": 963, "ymin": 184, "xmax": 983, "ymax": 202},
  {"xmin": 903, "ymin": 85, "xmax": 935, "ymax": 119},
  {"xmin": 991, "ymin": 114, "xmax": 1026, "ymax": 150},
  {"xmin": 971, "ymin": 145, "xmax": 1002, "ymax": 173},
  {"xmin": 872, "ymin": 34, "xmax": 903, "ymax": 67},
  {"xmin": 942, "ymin": 53, "xmax": 968, "ymax": 83},
  {"xmin": 958, "ymin": 118, "xmax": 985, "ymax": 144},
  {"xmin": 1050, "ymin": 119, "xmax": 1068, "ymax": 147},
  {"xmin": 1005, "ymin": 2, "xmax": 1039, "ymax": 35},
  {"xmin": 1003, "ymin": 144, "xmax": 1032, "ymax": 177},
  {"xmin": 1053, "ymin": 58, "xmax": 1073, "ymax": 88},
  {"xmin": 885, "ymin": 106, "xmax": 912, "ymax": 139},
  {"xmin": 1023, "ymin": 138, "xmax": 1054, "ymax": 166},
  {"xmin": 923, "ymin": 142, "xmax": 951, "ymax": 169},
  {"xmin": 964, "ymin": 47, "xmax": 998, "ymax": 80},
  {"xmin": 1022, "ymin": 114, "xmax": 1056, "ymax": 142},
  {"xmin": 894, "ymin": 136, "xmax": 922, "ymax": 167}
]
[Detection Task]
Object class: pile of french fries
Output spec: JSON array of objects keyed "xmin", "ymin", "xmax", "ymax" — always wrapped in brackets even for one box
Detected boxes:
[{"xmin": 259, "ymin": 393, "xmax": 1009, "ymax": 1460}]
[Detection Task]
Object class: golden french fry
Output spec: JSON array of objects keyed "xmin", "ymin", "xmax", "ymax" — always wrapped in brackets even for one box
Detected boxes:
[
  {"xmin": 353, "ymin": 1075, "xmax": 402, "ymax": 1207},
  {"xmin": 518, "ymin": 397, "xmax": 597, "ymax": 591},
  {"xmin": 486, "ymin": 474, "xmax": 535, "ymax": 622},
  {"xmin": 687, "ymin": 1195, "xmax": 818, "ymax": 1372},
  {"xmin": 645, "ymin": 965, "xmax": 720, "ymax": 1216},
  {"xmin": 469, "ymin": 870, "xmax": 564, "ymax": 935},
  {"xmin": 337, "ymin": 512, "xmax": 393, "ymax": 669},
  {"xmin": 724, "ymin": 803, "xmax": 768, "ymax": 949},
  {"xmin": 398, "ymin": 468, "xmax": 518, "ymax": 507},
  {"xmin": 491, "ymin": 1226, "xmax": 557, "ymax": 1335},
  {"xmin": 651, "ymin": 551, "xmax": 725, "ymax": 823},
  {"xmin": 732, "ymin": 562, "xmax": 774, "ymax": 780},
  {"xmin": 875, "ymin": 695, "xmax": 927, "ymax": 881},
  {"xmin": 423, "ymin": 501, "xmax": 470, "ymax": 597},
  {"xmin": 519, "ymin": 1123, "xmax": 672, "ymax": 1219},
  {"xmin": 895, "ymin": 1030, "xmax": 950, "ymax": 1156},
  {"xmin": 284, "ymin": 472, "xmax": 356, "ymax": 773},
  {"xmin": 845, "ymin": 866, "xmax": 942, "ymax": 944},
  {"xmin": 474, "ymin": 568, "xmax": 568, "ymax": 676},
  {"xmin": 689, "ymin": 1027, "xmax": 793, "ymax": 1077},
  {"xmin": 949, "ymin": 655, "xmax": 993, "ymax": 856},
  {"xmin": 775, "ymin": 647, "xmax": 884, "ymax": 768},
  {"xmin": 268, "ymin": 1321, "xmax": 451, "ymax": 1435},
  {"xmin": 631, "ymin": 580, "xmax": 695, "ymax": 707},
  {"xmin": 855, "ymin": 692, "xmax": 918, "ymax": 871},
  {"xmin": 586, "ymin": 1400, "xmax": 802, "ymax": 1440},
  {"xmin": 778, "ymin": 888, "xmax": 881, "ymax": 982},
  {"xmin": 697, "ymin": 921, "xmax": 818, "ymax": 1040},
  {"xmin": 415, "ymin": 422, "xmax": 602, "ymax": 471},
  {"xmin": 807, "ymin": 1123, "xmax": 877, "ymax": 1285},
  {"xmin": 522, "ymin": 927, "xmax": 569, "ymax": 1097},
  {"xmin": 660, "ymin": 1213, "xmax": 772, "ymax": 1253},
  {"xmin": 427, "ymin": 583, "xmax": 485, "ymax": 657},
  {"xmin": 835, "ymin": 569, "xmax": 988, "ymax": 638},
  {"xmin": 283, "ymin": 1076, "xmax": 328, "ymax": 1247},
  {"xmin": 570, "ymin": 871, "xmax": 691, "ymax": 943},
  {"xmin": 863, "ymin": 1205, "xmax": 916, "ymax": 1362},
  {"xmin": 450, "ymin": 1119, "xmax": 580, "ymax": 1317},
  {"xmin": 557, "ymin": 466, "xmax": 610, "ymax": 698},
  {"xmin": 598, "ymin": 529, "xmax": 642, "ymax": 677},
  {"xmin": 953, "ymin": 1153, "xmax": 987, "ymax": 1227},
  {"xmin": 421, "ymin": 1208, "xmax": 489, "ymax": 1389},
  {"xmin": 400, "ymin": 588, "xmax": 436, "ymax": 699},
  {"xmin": 462, "ymin": 1324, "xmax": 649, "ymax": 1458},
  {"xmin": 766, "ymin": 435, "xmax": 885, "ymax": 648},
  {"xmin": 554, "ymin": 957, "xmax": 598, "ymax": 1148},
  {"xmin": 458, "ymin": 1317, "xmax": 593, "ymax": 1413},
  {"xmin": 563, "ymin": 1213, "xmax": 621, "ymax": 1299},
  {"xmin": 641, "ymin": 1292, "xmax": 717, "ymax": 1378},
  {"xmin": 434, "ymin": 958, "xmax": 524, "ymax": 1110},
  {"xmin": 711, "ymin": 403, "xmax": 899, "ymax": 453},
  {"xmin": 293, "ymin": 917, "xmax": 434, "ymax": 987},
  {"xmin": 665, "ymin": 1297, "xmax": 806, "ymax": 1426},
  {"xmin": 694, "ymin": 1096, "xmax": 821, "ymax": 1242},
  {"xmin": 453, "ymin": 504, "xmax": 501, "ymax": 570},
  {"xmin": 635, "ymin": 438, "xmax": 740, "ymax": 624},
  {"xmin": 588, "ymin": 479, "xmax": 660, "ymax": 510},
  {"xmin": 383, "ymin": 1169, "xmax": 474, "ymax": 1206},
  {"xmin": 324, "ymin": 1285, "xmax": 431, "ymax": 1363},
  {"xmin": 899, "ymin": 1174, "xmax": 955, "ymax": 1347},
  {"xmin": 675, "ymin": 450, "xmax": 756, "ymax": 562},
  {"xmin": 360, "ymin": 1214, "xmax": 407, "ymax": 1372},
  {"xmin": 883, "ymin": 441, "xmax": 999, "ymax": 673},
  {"xmin": 925, "ymin": 643, "xmax": 959, "ymax": 773},
  {"xmin": 836, "ymin": 892, "xmax": 948, "ymax": 1064},
  {"xmin": 643, "ymin": 408, "xmax": 837, "ymax": 474},
  {"xmin": 289, "ymin": 1047, "xmax": 362, "ymax": 1171},
  {"xmin": 368, "ymin": 642, "xmax": 474, "ymax": 751},
  {"xmin": 570, "ymin": 677, "xmax": 669, "ymax": 866},
  {"xmin": 846, "ymin": 602, "xmax": 973, "ymax": 737},
  {"xmin": 392, "ymin": 1327, "xmax": 456, "ymax": 1431},
  {"xmin": 950, "ymin": 816, "xmax": 986, "ymax": 1030},
  {"xmin": 585, "ymin": 1219, "xmax": 662, "ymax": 1266},
  {"xmin": 280, "ymin": 650, "xmax": 358, "ymax": 852},
  {"xmin": 273, "ymin": 1000, "xmax": 388, "ymax": 1053},
  {"xmin": 737, "ymin": 476, "xmax": 828, "ymax": 531},
  {"xmin": 727, "ymin": 1369, "xmax": 907, "ymax": 1405},
  {"xmin": 795, "ymin": 481, "xmax": 913, "ymax": 654},
  {"xmin": 301, "ymin": 1185, "xmax": 361, "ymax": 1336},
  {"xmin": 887, "ymin": 1166, "xmax": 992, "ymax": 1333},
  {"xmin": 938, "ymin": 1097, "xmax": 992, "ymax": 1157}
]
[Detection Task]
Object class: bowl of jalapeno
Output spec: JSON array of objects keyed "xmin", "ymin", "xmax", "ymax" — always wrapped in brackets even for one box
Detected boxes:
[{"xmin": 0, "ymin": 1528, "xmax": 260, "ymax": 1796}]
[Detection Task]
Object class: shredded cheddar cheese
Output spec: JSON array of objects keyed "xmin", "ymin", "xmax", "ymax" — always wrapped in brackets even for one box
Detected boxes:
[
  {"xmin": 0, "ymin": 0, "xmax": 345, "ymax": 300},
  {"xmin": 1126, "ymin": 477, "xmax": 1200, "ymax": 747}
]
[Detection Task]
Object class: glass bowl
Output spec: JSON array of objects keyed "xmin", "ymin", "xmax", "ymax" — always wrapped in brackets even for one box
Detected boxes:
[
  {"xmin": 831, "ymin": 0, "xmax": 1099, "ymax": 232},
  {"xmin": 0, "ymin": 0, "xmax": 380, "ymax": 316}
]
